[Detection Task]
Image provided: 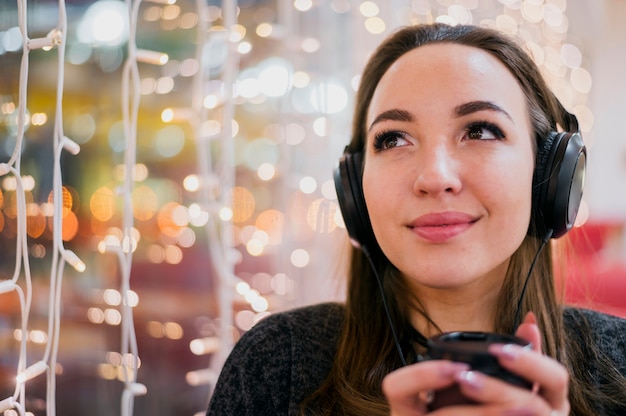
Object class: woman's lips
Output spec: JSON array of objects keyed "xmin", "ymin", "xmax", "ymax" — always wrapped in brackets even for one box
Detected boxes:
[{"xmin": 409, "ymin": 212, "xmax": 479, "ymax": 243}]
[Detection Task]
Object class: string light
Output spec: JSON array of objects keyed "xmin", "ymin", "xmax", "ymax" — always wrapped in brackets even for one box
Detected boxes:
[
  {"xmin": 112, "ymin": 0, "xmax": 169, "ymax": 411},
  {"xmin": 135, "ymin": 49, "xmax": 169, "ymax": 65},
  {"xmin": 0, "ymin": 0, "xmax": 84, "ymax": 413}
]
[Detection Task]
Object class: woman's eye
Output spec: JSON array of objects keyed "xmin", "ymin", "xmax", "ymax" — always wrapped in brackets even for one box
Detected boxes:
[
  {"xmin": 373, "ymin": 131, "xmax": 409, "ymax": 150},
  {"xmin": 466, "ymin": 122, "xmax": 505, "ymax": 140}
]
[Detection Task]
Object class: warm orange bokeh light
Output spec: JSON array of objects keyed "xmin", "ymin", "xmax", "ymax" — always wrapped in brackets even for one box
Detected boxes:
[
  {"xmin": 62, "ymin": 211, "xmax": 79, "ymax": 241},
  {"xmin": 26, "ymin": 204, "xmax": 46, "ymax": 238},
  {"xmin": 255, "ymin": 209, "xmax": 284, "ymax": 245},
  {"xmin": 48, "ymin": 186, "xmax": 74, "ymax": 216},
  {"xmin": 46, "ymin": 210, "xmax": 79, "ymax": 241},
  {"xmin": 132, "ymin": 185, "xmax": 158, "ymax": 221},
  {"xmin": 230, "ymin": 186, "xmax": 255, "ymax": 223},
  {"xmin": 2, "ymin": 190, "xmax": 34, "ymax": 219},
  {"xmin": 90, "ymin": 187, "xmax": 116, "ymax": 222},
  {"xmin": 157, "ymin": 202, "xmax": 182, "ymax": 238}
]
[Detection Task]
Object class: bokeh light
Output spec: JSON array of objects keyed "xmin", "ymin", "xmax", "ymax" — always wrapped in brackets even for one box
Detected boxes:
[
  {"xmin": 229, "ymin": 186, "xmax": 255, "ymax": 223},
  {"xmin": 77, "ymin": 1, "xmax": 128, "ymax": 46}
]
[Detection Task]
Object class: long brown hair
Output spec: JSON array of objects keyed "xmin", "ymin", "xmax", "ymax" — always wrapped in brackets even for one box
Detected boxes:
[{"xmin": 302, "ymin": 23, "xmax": 626, "ymax": 415}]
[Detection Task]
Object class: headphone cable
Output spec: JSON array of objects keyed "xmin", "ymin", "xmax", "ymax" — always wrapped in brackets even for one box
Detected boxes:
[
  {"xmin": 361, "ymin": 227, "xmax": 553, "ymax": 367},
  {"xmin": 512, "ymin": 228, "xmax": 553, "ymax": 331},
  {"xmin": 362, "ymin": 245, "xmax": 409, "ymax": 367}
]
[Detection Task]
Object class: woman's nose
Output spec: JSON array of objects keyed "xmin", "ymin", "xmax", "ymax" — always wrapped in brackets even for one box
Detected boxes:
[{"xmin": 413, "ymin": 144, "xmax": 462, "ymax": 196}]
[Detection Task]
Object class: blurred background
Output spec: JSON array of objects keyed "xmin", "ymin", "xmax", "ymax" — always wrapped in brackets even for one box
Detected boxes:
[{"xmin": 0, "ymin": 0, "xmax": 625, "ymax": 415}]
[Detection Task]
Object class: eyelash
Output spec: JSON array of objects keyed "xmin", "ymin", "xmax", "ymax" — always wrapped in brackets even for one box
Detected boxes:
[
  {"xmin": 465, "ymin": 121, "xmax": 505, "ymax": 140},
  {"xmin": 371, "ymin": 120, "xmax": 506, "ymax": 151},
  {"xmin": 372, "ymin": 130, "xmax": 406, "ymax": 151}
]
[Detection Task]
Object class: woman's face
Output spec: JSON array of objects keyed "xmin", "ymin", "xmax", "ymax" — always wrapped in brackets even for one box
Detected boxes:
[{"xmin": 362, "ymin": 43, "xmax": 535, "ymax": 293}]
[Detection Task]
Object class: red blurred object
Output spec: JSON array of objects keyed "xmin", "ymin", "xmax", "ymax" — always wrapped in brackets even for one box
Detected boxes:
[{"xmin": 559, "ymin": 222, "xmax": 626, "ymax": 318}]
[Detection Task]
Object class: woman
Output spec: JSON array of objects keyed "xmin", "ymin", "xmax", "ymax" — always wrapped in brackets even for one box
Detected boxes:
[{"xmin": 206, "ymin": 24, "xmax": 626, "ymax": 416}]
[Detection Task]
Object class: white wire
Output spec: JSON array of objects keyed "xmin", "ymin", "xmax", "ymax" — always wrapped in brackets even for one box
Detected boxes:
[
  {"xmin": 187, "ymin": 0, "xmax": 240, "ymax": 403},
  {"xmin": 113, "ymin": 0, "xmax": 179, "ymax": 413},
  {"xmin": 0, "ymin": 0, "xmax": 41, "ymax": 413},
  {"xmin": 1, "ymin": 0, "xmax": 82, "ymax": 413},
  {"xmin": 45, "ymin": 2, "xmax": 80, "ymax": 414},
  {"xmin": 116, "ymin": 0, "xmax": 145, "ymax": 415},
  {"xmin": 214, "ymin": 0, "xmax": 239, "ymax": 368}
]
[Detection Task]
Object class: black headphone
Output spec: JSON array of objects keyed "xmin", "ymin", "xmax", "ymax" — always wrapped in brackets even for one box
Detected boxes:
[{"xmin": 333, "ymin": 109, "xmax": 586, "ymax": 250}]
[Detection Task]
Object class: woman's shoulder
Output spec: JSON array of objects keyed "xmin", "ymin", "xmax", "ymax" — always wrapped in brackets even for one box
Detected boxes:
[
  {"xmin": 226, "ymin": 303, "xmax": 344, "ymax": 402},
  {"xmin": 262, "ymin": 301, "xmax": 345, "ymax": 327},
  {"xmin": 220, "ymin": 302, "xmax": 345, "ymax": 375},
  {"xmin": 563, "ymin": 306, "xmax": 626, "ymax": 366},
  {"xmin": 563, "ymin": 306, "xmax": 626, "ymax": 333},
  {"xmin": 235, "ymin": 302, "xmax": 345, "ymax": 352},
  {"xmin": 208, "ymin": 303, "xmax": 345, "ymax": 414}
]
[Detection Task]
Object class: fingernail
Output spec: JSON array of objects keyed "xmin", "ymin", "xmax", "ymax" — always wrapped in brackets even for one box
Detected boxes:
[
  {"xmin": 489, "ymin": 343, "xmax": 522, "ymax": 360},
  {"xmin": 439, "ymin": 361, "xmax": 470, "ymax": 377},
  {"xmin": 419, "ymin": 390, "xmax": 434, "ymax": 404},
  {"xmin": 525, "ymin": 311, "xmax": 537, "ymax": 324},
  {"xmin": 455, "ymin": 370, "xmax": 484, "ymax": 391}
]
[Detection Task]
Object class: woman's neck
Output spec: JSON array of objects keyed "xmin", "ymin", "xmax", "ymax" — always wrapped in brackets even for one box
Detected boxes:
[{"xmin": 409, "ymin": 279, "xmax": 502, "ymax": 337}]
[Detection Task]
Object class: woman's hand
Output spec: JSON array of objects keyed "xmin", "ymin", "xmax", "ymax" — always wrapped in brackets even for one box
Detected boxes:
[
  {"xmin": 382, "ymin": 360, "xmax": 471, "ymax": 415},
  {"xmin": 382, "ymin": 313, "xmax": 571, "ymax": 415}
]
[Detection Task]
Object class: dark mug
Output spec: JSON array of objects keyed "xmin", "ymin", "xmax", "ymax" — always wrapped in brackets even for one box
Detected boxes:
[{"xmin": 424, "ymin": 331, "xmax": 532, "ymax": 410}]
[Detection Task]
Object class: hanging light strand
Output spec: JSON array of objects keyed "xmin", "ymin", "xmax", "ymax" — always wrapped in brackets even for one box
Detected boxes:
[
  {"xmin": 1, "ymin": 0, "xmax": 83, "ymax": 414},
  {"xmin": 191, "ymin": 0, "xmax": 241, "ymax": 399}
]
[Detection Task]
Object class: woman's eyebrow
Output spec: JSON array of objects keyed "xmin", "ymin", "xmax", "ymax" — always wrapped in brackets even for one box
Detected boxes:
[
  {"xmin": 368, "ymin": 101, "xmax": 513, "ymax": 132},
  {"xmin": 368, "ymin": 108, "xmax": 413, "ymax": 132},
  {"xmin": 454, "ymin": 100, "xmax": 514, "ymax": 123}
]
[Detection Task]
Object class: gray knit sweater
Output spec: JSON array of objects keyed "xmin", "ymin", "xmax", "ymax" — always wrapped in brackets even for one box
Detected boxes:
[{"xmin": 206, "ymin": 302, "xmax": 626, "ymax": 415}]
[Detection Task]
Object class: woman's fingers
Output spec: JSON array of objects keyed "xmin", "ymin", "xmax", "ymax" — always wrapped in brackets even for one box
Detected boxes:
[
  {"xmin": 500, "ymin": 310, "xmax": 568, "ymax": 411},
  {"xmin": 488, "ymin": 343, "xmax": 570, "ymax": 413},
  {"xmin": 436, "ymin": 312, "xmax": 569, "ymax": 415},
  {"xmin": 383, "ymin": 314, "xmax": 570, "ymax": 416},
  {"xmin": 449, "ymin": 369, "xmax": 550, "ymax": 414},
  {"xmin": 514, "ymin": 311, "xmax": 542, "ymax": 354},
  {"xmin": 382, "ymin": 360, "xmax": 469, "ymax": 415}
]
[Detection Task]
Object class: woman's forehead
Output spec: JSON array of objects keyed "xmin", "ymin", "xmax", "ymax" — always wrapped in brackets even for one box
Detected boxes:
[{"xmin": 366, "ymin": 43, "xmax": 528, "ymax": 130}]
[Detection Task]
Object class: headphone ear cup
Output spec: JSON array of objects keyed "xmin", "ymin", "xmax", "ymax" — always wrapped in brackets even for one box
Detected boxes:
[
  {"xmin": 334, "ymin": 152, "xmax": 377, "ymax": 249},
  {"xmin": 532, "ymin": 131, "xmax": 586, "ymax": 238},
  {"xmin": 532, "ymin": 132, "xmax": 556, "ymax": 233}
]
